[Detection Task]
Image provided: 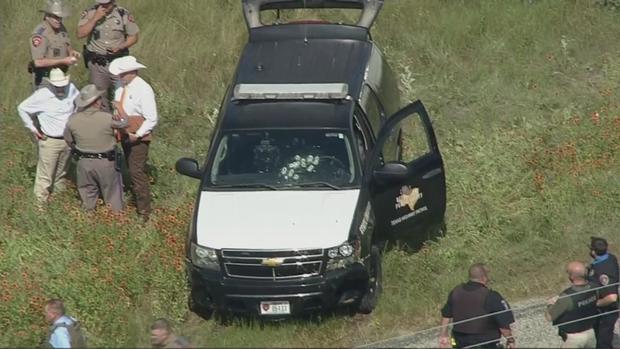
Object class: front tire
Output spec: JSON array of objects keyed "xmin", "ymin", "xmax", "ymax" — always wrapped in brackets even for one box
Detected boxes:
[
  {"xmin": 357, "ymin": 245, "xmax": 383, "ymax": 314},
  {"xmin": 188, "ymin": 295, "xmax": 213, "ymax": 320}
]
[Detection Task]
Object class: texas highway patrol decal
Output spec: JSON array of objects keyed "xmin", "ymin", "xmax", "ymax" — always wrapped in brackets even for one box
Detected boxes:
[
  {"xmin": 391, "ymin": 186, "xmax": 428, "ymax": 226},
  {"xmin": 395, "ymin": 185, "xmax": 422, "ymax": 211}
]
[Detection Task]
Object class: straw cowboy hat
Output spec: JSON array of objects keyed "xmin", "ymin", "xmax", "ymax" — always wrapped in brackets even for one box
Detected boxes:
[
  {"xmin": 43, "ymin": 68, "xmax": 70, "ymax": 87},
  {"xmin": 40, "ymin": 0, "xmax": 71, "ymax": 18},
  {"xmin": 109, "ymin": 56, "xmax": 147, "ymax": 76},
  {"xmin": 75, "ymin": 84, "xmax": 106, "ymax": 108}
]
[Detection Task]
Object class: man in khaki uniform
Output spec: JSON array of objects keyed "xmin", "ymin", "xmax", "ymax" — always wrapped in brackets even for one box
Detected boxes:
[
  {"xmin": 64, "ymin": 84, "xmax": 127, "ymax": 212},
  {"xmin": 30, "ymin": 0, "xmax": 80, "ymax": 88},
  {"xmin": 77, "ymin": 0, "xmax": 139, "ymax": 111}
]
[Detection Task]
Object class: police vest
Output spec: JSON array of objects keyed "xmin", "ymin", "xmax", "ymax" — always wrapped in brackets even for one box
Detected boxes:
[
  {"xmin": 553, "ymin": 284, "xmax": 598, "ymax": 335},
  {"xmin": 451, "ymin": 284, "xmax": 497, "ymax": 335}
]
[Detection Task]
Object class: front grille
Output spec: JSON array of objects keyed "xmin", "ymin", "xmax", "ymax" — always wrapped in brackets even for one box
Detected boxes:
[{"xmin": 221, "ymin": 249, "xmax": 323, "ymax": 280}]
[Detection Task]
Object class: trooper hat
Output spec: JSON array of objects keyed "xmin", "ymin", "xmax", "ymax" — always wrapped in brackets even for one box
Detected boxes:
[
  {"xmin": 43, "ymin": 68, "xmax": 70, "ymax": 87},
  {"xmin": 109, "ymin": 56, "xmax": 146, "ymax": 76},
  {"xmin": 75, "ymin": 84, "xmax": 106, "ymax": 108},
  {"xmin": 40, "ymin": 0, "xmax": 71, "ymax": 18}
]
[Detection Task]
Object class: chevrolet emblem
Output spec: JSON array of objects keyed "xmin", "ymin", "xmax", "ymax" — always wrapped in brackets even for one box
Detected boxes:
[{"xmin": 261, "ymin": 258, "xmax": 284, "ymax": 268}]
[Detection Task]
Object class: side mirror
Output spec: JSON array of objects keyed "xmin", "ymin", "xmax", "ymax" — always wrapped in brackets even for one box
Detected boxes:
[
  {"xmin": 175, "ymin": 158, "xmax": 202, "ymax": 179},
  {"xmin": 373, "ymin": 162, "xmax": 409, "ymax": 183}
]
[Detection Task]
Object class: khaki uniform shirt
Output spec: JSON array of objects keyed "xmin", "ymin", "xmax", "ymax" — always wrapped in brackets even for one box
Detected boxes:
[
  {"xmin": 78, "ymin": 5, "xmax": 139, "ymax": 55},
  {"xmin": 64, "ymin": 106, "xmax": 126, "ymax": 153},
  {"xmin": 30, "ymin": 21, "xmax": 71, "ymax": 61}
]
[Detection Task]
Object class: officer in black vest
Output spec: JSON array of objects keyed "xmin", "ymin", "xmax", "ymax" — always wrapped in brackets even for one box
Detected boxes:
[
  {"xmin": 587, "ymin": 237, "xmax": 619, "ymax": 349},
  {"xmin": 439, "ymin": 263, "xmax": 516, "ymax": 349},
  {"xmin": 546, "ymin": 261, "xmax": 599, "ymax": 348}
]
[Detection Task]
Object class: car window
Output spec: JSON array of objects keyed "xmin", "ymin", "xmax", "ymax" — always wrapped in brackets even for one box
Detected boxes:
[
  {"xmin": 360, "ymin": 85, "xmax": 383, "ymax": 135},
  {"xmin": 353, "ymin": 117, "xmax": 369, "ymax": 164},
  {"xmin": 208, "ymin": 130, "xmax": 360, "ymax": 189},
  {"xmin": 383, "ymin": 112, "xmax": 431, "ymax": 163}
]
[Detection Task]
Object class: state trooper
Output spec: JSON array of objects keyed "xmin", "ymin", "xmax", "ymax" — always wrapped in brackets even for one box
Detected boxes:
[
  {"xmin": 29, "ymin": 0, "xmax": 80, "ymax": 88},
  {"xmin": 64, "ymin": 84, "xmax": 127, "ymax": 213},
  {"xmin": 587, "ymin": 237, "xmax": 619, "ymax": 349},
  {"xmin": 76, "ymin": 0, "xmax": 139, "ymax": 111},
  {"xmin": 439, "ymin": 263, "xmax": 516, "ymax": 349}
]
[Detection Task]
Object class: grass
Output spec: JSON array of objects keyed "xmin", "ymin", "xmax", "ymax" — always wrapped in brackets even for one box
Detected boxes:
[{"xmin": 1, "ymin": 0, "xmax": 620, "ymax": 347}]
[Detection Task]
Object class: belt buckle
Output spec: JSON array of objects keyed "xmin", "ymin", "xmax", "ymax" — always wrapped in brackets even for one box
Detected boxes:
[{"xmin": 97, "ymin": 153, "xmax": 104, "ymax": 159}]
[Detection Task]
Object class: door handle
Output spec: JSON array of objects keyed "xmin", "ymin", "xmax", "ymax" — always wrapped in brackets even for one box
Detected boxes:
[{"xmin": 422, "ymin": 168, "xmax": 442, "ymax": 179}]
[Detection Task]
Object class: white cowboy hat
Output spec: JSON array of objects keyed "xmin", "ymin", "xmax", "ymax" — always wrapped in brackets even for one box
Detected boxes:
[
  {"xmin": 43, "ymin": 68, "xmax": 70, "ymax": 87},
  {"xmin": 96, "ymin": 0, "xmax": 114, "ymax": 4},
  {"xmin": 40, "ymin": 0, "xmax": 71, "ymax": 18},
  {"xmin": 109, "ymin": 56, "xmax": 147, "ymax": 76},
  {"xmin": 75, "ymin": 84, "xmax": 106, "ymax": 108}
]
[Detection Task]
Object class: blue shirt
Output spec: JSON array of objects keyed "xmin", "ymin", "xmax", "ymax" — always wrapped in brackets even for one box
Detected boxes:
[
  {"xmin": 49, "ymin": 315, "xmax": 74, "ymax": 348},
  {"xmin": 592, "ymin": 253, "xmax": 609, "ymax": 265}
]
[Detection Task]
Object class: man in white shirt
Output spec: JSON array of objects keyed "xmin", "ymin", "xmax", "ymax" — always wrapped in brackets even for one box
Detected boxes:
[
  {"xmin": 17, "ymin": 68, "xmax": 79, "ymax": 205},
  {"xmin": 109, "ymin": 56, "xmax": 158, "ymax": 221}
]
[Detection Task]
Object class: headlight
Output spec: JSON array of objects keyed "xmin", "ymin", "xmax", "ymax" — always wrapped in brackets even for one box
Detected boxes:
[
  {"xmin": 326, "ymin": 241, "xmax": 359, "ymax": 271},
  {"xmin": 190, "ymin": 242, "xmax": 220, "ymax": 270}
]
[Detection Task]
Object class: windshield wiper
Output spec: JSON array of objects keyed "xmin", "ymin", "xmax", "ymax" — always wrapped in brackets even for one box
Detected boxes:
[
  {"xmin": 213, "ymin": 183, "xmax": 279, "ymax": 190},
  {"xmin": 293, "ymin": 181, "xmax": 342, "ymax": 190}
]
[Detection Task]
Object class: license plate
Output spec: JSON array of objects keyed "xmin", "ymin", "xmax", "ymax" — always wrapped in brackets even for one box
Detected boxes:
[{"xmin": 260, "ymin": 301, "xmax": 290, "ymax": 315}]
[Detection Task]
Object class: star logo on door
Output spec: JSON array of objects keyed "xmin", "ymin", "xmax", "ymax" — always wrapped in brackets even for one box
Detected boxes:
[{"xmin": 395, "ymin": 186, "xmax": 422, "ymax": 211}]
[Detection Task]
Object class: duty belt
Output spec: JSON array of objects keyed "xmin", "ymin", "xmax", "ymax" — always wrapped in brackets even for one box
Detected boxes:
[
  {"xmin": 75, "ymin": 149, "xmax": 116, "ymax": 161},
  {"xmin": 83, "ymin": 46, "xmax": 129, "ymax": 67}
]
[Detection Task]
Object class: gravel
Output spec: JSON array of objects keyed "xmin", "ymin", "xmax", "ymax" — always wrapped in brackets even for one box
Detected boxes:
[{"xmin": 358, "ymin": 298, "xmax": 620, "ymax": 348}]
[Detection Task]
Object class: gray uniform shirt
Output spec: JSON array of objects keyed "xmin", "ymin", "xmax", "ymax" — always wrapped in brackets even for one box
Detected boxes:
[
  {"xmin": 31, "ymin": 21, "xmax": 71, "ymax": 60},
  {"xmin": 64, "ymin": 106, "xmax": 126, "ymax": 153},
  {"xmin": 79, "ymin": 6, "xmax": 139, "ymax": 55}
]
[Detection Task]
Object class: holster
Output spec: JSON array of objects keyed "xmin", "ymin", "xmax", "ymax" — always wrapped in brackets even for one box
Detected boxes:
[{"xmin": 84, "ymin": 46, "xmax": 129, "ymax": 67}]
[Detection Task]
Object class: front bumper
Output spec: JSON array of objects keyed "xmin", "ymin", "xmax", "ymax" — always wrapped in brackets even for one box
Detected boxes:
[{"xmin": 188, "ymin": 261, "xmax": 369, "ymax": 316}]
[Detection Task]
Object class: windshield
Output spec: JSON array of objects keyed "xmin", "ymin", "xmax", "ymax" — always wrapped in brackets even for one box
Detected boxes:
[{"xmin": 206, "ymin": 129, "xmax": 360, "ymax": 189}]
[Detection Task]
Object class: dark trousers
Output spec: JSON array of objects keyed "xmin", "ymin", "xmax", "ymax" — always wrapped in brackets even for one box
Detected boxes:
[
  {"xmin": 594, "ymin": 311, "xmax": 619, "ymax": 349},
  {"xmin": 452, "ymin": 332, "xmax": 501, "ymax": 349},
  {"xmin": 122, "ymin": 140, "xmax": 151, "ymax": 215}
]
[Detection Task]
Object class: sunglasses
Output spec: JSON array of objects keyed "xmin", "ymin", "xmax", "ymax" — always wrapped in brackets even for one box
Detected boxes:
[{"xmin": 47, "ymin": 14, "xmax": 63, "ymax": 22}]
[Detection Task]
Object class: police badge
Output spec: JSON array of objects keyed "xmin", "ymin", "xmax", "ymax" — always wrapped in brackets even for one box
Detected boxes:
[{"xmin": 599, "ymin": 274, "xmax": 610, "ymax": 286}]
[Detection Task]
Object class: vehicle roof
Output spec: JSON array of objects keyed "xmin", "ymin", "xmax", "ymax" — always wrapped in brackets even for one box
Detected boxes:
[
  {"xmin": 223, "ymin": 23, "xmax": 373, "ymax": 131},
  {"xmin": 221, "ymin": 100, "xmax": 353, "ymax": 130},
  {"xmin": 234, "ymin": 24, "xmax": 372, "ymax": 100}
]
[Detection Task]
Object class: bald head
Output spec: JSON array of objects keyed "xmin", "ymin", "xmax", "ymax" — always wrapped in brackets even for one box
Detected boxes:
[
  {"xmin": 566, "ymin": 261, "xmax": 588, "ymax": 283},
  {"xmin": 468, "ymin": 263, "xmax": 489, "ymax": 284}
]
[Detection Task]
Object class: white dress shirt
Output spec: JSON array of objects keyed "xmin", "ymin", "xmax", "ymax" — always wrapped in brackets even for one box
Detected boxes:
[
  {"xmin": 114, "ymin": 76, "xmax": 158, "ymax": 138},
  {"xmin": 17, "ymin": 84, "xmax": 79, "ymax": 137}
]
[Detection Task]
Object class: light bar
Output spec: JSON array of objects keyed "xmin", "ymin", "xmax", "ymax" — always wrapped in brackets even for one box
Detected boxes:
[{"xmin": 233, "ymin": 83, "xmax": 349, "ymax": 100}]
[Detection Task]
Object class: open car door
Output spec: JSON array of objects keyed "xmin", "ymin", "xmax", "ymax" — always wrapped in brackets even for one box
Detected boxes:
[{"xmin": 366, "ymin": 100, "xmax": 446, "ymax": 243}]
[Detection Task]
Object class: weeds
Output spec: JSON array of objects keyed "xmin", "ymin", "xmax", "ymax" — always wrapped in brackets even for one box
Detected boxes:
[{"xmin": 1, "ymin": 0, "xmax": 620, "ymax": 347}]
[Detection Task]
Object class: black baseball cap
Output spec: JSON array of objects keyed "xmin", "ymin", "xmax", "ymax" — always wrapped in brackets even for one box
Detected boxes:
[{"xmin": 590, "ymin": 236, "xmax": 608, "ymax": 255}]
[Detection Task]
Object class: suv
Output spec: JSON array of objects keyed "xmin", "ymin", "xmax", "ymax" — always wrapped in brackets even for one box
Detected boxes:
[{"xmin": 176, "ymin": 0, "xmax": 446, "ymax": 317}]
